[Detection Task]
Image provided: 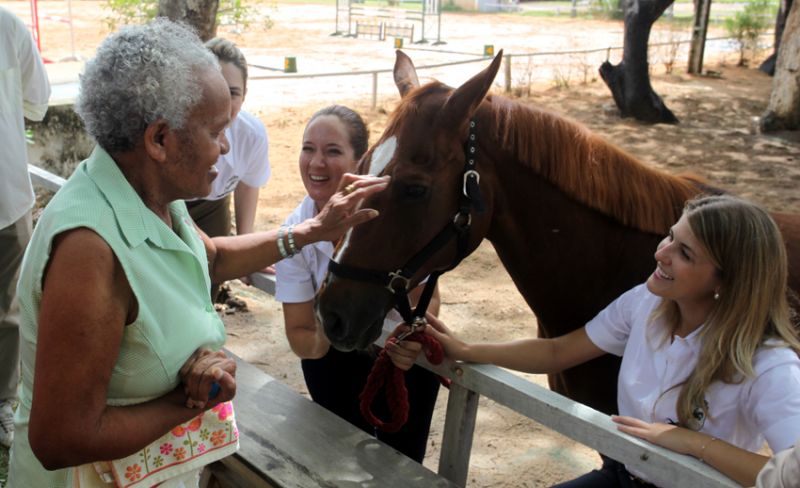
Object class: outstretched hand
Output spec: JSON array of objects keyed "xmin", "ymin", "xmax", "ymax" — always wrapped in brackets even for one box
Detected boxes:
[
  {"xmin": 305, "ymin": 174, "xmax": 390, "ymax": 244},
  {"xmin": 611, "ymin": 415, "xmax": 692, "ymax": 455},
  {"xmin": 424, "ymin": 313, "xmax": 468, "ymax": 361}
]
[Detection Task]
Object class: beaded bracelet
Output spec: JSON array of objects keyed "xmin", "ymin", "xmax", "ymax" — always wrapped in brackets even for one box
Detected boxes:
[
  {"xmin": 699, "ymin": 436, "xmax": 718, "ymax": 463},
  {"xmin": 287, "ymin": 224, "xmax": 300, "ymax": 256},
  {"xmin": 277, "ymin": 226, "xmax": 290, "ymax": 259}
]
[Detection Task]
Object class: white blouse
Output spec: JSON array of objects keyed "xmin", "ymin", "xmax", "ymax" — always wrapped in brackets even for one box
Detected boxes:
[{"xmin": 586, "ymin": 284, "xmax": 800, "ymax": 458}]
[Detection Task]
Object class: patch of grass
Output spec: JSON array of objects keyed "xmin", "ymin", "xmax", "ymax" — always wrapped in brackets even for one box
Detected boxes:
[
  {"xmin": 520, "ymin": 9, "xmax": 569, "ymax": 18},
  {"xmin": 441, "ymin": 2, "xmax": 465, "ymax": 12}
]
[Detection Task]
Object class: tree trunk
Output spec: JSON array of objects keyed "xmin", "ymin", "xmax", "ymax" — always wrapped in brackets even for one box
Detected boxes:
[
  {"xmin": 158, "ymin": 0, "xmax": 219, "ymax": 41},
  {"xmin": 687, "ymin": 0, "xmax": 712, "ymax": 74},
  {"xmin": 760, "ymin": 0, "xmax": 794, "ymax": 75},
  {"xmin": 599, "ymin": 0, "xmax": 679, "ymax": 124},
  {"xmin": 761, "ymin": 0, "xmax": 800, "ymax": 131}
]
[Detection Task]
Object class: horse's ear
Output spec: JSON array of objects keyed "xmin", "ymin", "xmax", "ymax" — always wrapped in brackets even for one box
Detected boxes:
[
  {"xmin": 441, "ymin": 50, "xmax": 504, "ymax": 126},
  {"xmin": 394, "ymin": 50, "xmax": 419, "ymax": 98}
]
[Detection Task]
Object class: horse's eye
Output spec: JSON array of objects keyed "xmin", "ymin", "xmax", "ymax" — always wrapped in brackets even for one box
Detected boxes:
[{"xmin": 404, "ymin": 184, "xmax": 428, "ymax": 199}]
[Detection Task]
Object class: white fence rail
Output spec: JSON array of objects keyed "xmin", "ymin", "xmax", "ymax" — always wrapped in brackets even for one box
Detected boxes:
[
  {"xmin": 30, "ymin": 166, "xmax": 738, "ymax": 487},
  {"xmin": 246, "ymin": 33, "xmax": 772, "ymax": 110}
]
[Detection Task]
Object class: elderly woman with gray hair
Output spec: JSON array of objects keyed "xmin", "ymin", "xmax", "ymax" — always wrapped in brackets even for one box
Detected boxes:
[{"xmin": 7, "ymin": 19, "xmax": 387, "ymax": 487}]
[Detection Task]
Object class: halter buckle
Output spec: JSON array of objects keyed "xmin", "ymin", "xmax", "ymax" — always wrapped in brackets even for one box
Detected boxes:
[
  {"xmin": 396, "ymin": 316, "xmax": 428, "ymax": 342},
  {"xmin": 463, "ymin": 170, "xmax": 480, "ymax": 197},
  {"xmin": 453, "ymin": 211, "xmax": 472, "ymax": 229},
  {"xmin": 386, "ymin": 270, "xmax": 411, "ymax": 293}
]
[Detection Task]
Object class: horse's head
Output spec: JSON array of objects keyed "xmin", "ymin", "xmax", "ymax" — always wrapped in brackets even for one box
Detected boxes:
[{"xmin": 316, "ymin": 51, "xmax": 504, "ymax": 351}]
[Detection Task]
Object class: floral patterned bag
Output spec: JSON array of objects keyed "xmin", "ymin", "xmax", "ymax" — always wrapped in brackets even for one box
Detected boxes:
[{"xmin": 73, "ymin": 402, "xmax": 239, "ymax": 488}]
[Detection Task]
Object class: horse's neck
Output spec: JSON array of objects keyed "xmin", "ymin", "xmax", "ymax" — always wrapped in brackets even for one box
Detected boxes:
[{"xmin": 484, "ymin": 160, "xmax": 661, "ymax": 332}]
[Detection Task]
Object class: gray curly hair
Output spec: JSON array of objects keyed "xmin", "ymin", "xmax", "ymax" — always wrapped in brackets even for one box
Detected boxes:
[{"xmin": 75, "ymin": 18, "xmax": 219, "ymax": 152}]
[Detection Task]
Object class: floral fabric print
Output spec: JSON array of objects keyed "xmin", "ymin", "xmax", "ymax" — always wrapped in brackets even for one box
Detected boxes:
[{"xmin": 102, "ymin": 401, "xmax": 239, "ymax": 488}]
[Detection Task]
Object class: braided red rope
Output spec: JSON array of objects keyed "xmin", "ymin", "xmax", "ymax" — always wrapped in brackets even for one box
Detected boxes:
[{"xmin": 359, "ymin": 332, "xmax": 448, "ymax": 433}]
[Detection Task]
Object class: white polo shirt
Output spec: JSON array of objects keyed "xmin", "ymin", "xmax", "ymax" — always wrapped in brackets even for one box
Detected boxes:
[
  {"xmin": 586, "ymin": 284, "xmax": 800, "ymax": 470},
  {"xmin": 192, "ymin": 110, "xmax": 270, "ymax": 201},
  {"xmin": 0, "ymin": 7, "xmax": 51, "ymax": 228},
  {"xmin": 757, "ymin": 439, "xmax": 800, "ymax": 488},
  {"xmin": 275, "ymin": 196, "xmax": 405, "ymax": 327}
]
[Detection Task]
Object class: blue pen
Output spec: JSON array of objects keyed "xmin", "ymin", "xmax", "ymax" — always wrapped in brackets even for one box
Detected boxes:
[{"xmin": 209, "ymin": 382, "xmax": 220, "ymax": 400}]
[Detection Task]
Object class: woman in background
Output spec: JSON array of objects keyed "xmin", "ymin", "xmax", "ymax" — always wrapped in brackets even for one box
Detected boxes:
[{"xmin": 275, "ymin": 105, "xmax": 441, "ymax": 463}]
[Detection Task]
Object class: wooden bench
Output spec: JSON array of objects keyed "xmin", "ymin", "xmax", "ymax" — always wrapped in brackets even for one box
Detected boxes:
[{"xmin": 204, "ymin": 352, "xmax": 458, "ymax": 488}]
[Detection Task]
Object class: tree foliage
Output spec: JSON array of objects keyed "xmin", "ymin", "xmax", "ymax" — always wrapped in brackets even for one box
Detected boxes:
[
  {"xmin": 724, "ymin": 0, "xmax": 776, "ymax": 66},
  {"xmin": 104, "ymin": 0, "xmax": 259, "ymax": 33}
]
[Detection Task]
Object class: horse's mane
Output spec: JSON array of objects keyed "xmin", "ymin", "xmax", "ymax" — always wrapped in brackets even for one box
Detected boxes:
[
  {"xmin": 386, "ymin": 81, "xmax": 708, "ymax": 236},
  {"xmin": 485, "ymin": 95, "xmax": 707, "ymax": 235}
]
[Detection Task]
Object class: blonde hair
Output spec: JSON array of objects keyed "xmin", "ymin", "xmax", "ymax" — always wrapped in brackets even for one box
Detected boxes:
[
  {"xmin": 205, "ymin": 37, "xmax": 248, "ymax": 90},
  {"xmin": 652, "ymin": 195, "xmax": 800, "ymax": 428}
]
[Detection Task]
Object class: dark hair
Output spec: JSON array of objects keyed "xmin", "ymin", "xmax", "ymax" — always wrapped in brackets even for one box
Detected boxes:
[
  {"xmin": 308, "ymin": 105, "xmax": 369, "ymax": 159},
  {"xmin": 205, "ymin": 37, "xmax": 248, "ymax": 90}
]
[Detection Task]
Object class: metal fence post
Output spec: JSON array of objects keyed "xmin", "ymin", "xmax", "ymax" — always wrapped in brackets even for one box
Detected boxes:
[
  {"xmin": 504, "ymin": 54, "xmax": 512, "ymax": 93},
  {"xmin": 372, "ymin": 71, "xmax": 378, "ymax": 109}
]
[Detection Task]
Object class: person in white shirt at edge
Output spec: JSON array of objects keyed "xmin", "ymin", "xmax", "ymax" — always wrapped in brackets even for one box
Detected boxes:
[
  {"xmin": 390, "ymin": 194, "xmax": 800, "ymax": 487},
  {"xmin": 275, "ymin": 105, "xmax": 441, "ymax": 463},
  {"xmin": 186, "ymin": 37, "xmax": 271, "ymax": 298},
  {"xmin": 0, "ymin": 5, "xmax": 51, "ymax": 450},
  {"xmin": 755, "ymin": 439, "xmax": 800, "ymax": 488}
]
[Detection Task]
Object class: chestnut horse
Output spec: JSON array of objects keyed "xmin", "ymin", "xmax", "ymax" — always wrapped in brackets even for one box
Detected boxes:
[{"xmin": 316, "ymin": 51, "xmax": 800, "ymax": 415}]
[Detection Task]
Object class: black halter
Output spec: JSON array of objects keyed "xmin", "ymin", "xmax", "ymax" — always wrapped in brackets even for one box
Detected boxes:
[{"xmin": 328, "ymin": 119, "xmax": 485, "ymax": 326}]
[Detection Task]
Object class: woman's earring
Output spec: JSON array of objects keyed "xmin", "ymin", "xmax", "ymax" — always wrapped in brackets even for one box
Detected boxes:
[{"xmin": 713, "ymin": 291, "xmax": 720, "ymax": 301}]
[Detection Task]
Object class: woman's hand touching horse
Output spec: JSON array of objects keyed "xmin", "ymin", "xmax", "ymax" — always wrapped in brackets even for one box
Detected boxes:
[{"xmin": 299, "ymin": 174, "xmax": 390, "ymax": 245}]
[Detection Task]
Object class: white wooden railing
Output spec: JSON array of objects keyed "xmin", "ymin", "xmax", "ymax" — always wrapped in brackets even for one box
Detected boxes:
[{"xmin": 30, "ymin": 166, "xmax": 738, "ymax": 487}]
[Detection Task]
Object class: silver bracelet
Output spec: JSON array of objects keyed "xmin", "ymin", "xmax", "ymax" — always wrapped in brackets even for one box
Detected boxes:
[
  {"xmin": 277, "ymin": 226, "xmax": 290, "ymax": 259},
  {"xmin": 287, "ymin": 224, "xmax": 300, "ymax": 255}
]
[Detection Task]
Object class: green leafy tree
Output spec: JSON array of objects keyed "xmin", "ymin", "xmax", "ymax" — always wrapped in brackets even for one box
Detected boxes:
[
  {"xmin": 104, "ymin": 0, "xmax": 158, "ymax": 29},
  {"xmin": 104, "ymin": 0, "xmax": 263, "ymax": 36},
  {"xmin": 725, "ymin": 0, "xmax": 777, "ymax": 66}
]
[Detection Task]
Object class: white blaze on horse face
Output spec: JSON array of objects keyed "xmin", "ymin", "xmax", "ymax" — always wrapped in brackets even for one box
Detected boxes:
[
  {"xmin": 367, "ymin": 136, "xmax": 397, "ymax": 176},
  {"xmin": 332, "ymin": 228, "xmax": 353, "ymax": 264}
]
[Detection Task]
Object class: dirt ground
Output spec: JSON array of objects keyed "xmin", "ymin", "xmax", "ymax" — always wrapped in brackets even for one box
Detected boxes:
[{"xmin": 7, "ymin": 1, "xmax": 800, "ymax": 486}]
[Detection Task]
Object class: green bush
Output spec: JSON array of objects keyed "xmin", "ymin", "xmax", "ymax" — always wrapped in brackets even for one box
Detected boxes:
[
  {"xmin": 103, "ymin": 0, "xmax": 264, "ymax": 31},
  {"xmin": 441, "ymin": 1, "xmax": 465, "ymax": 12},
  {"xmin": 104, "ymin": 0, "xmax": 158, "ymax": 29},
  {"xmin": 724, "ymin": 0, "xmax": 776, "ymax": 66},
  {"xmin": 589, "ymin": 0, "xmax": 624, "ymax": 20}
]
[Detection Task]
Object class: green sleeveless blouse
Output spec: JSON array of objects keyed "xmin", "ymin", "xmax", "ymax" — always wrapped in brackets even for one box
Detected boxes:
[{"xmin": 8, "ymin": 146, "xmax": 226, "ymax": 487}]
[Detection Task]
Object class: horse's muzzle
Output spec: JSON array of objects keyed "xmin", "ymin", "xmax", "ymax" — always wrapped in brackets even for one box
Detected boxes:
[{"xmin": 315, "ymin": 278, "xmax": 393, "ymax": 351}]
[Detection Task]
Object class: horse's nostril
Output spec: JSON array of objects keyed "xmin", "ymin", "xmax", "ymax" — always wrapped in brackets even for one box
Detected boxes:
[{"xmin": 324, "ymin": 313, "xmax": 345, "ymax": 341}]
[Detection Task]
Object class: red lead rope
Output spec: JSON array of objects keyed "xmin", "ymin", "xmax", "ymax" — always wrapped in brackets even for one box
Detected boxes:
[{"xmin": 359, "ymin": 332, "xmax": 450, "ymax": 433}]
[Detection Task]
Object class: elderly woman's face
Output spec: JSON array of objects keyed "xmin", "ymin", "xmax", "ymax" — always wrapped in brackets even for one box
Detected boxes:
[
  {"xmin": 220, "ymin": 61, "xmax": 245, "ymax": 121},
  {"xmin": 167, "ymin": 68, "xmax": 231, "ymax": 199}
]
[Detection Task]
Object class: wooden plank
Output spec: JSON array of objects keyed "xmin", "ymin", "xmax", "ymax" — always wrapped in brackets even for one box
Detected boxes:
[
  {"xmin": 424, "ymin": 361, "xmax": 738, "ymax": 488},
  {"xmin": 437, "ymin": 383, "xmax": 478, "ymax": 486},
  {"xmin": 229, "ymin": 353, "xmax": 458, "ymax": 488},
  {"xmin": 207, "ymin": 456, "xmax": 278, "ymax": 488},
  {"xmin": 249, "ymin": 272, "xmax": 276, "ymax": 296},
  {"xmin": 28, "ymin": 164, "xmax": 67, "ymax": 193}
]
